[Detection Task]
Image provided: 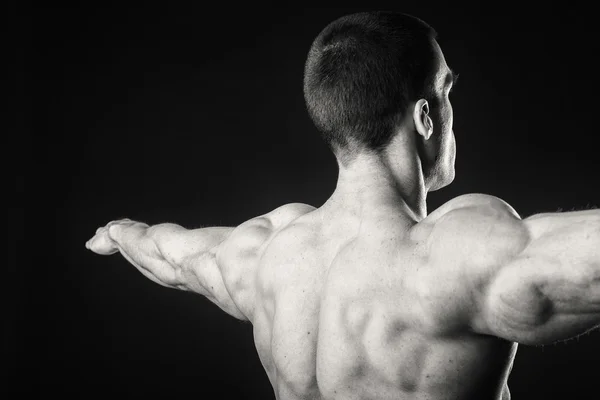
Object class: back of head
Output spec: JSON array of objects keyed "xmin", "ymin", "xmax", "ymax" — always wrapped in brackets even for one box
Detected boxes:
[{"xmin": 303, "ymin": 11, "xmax": 437, "ymax": 163}]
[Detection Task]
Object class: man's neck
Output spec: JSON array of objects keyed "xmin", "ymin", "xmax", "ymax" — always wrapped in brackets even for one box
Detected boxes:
[{"xmin": 322, "ymin": 150, "xmax": 428, "ymax": 221}]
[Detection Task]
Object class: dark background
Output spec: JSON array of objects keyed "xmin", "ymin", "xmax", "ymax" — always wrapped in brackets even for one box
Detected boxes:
[{"xmin": 11, "ymin": 3, "xmax": 599, "ymax": 399}]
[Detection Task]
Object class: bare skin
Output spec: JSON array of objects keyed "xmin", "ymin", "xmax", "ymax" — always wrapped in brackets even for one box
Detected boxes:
[{"xmin": 87, "ymin": 40, "xmax": 600, "ymax": 400}]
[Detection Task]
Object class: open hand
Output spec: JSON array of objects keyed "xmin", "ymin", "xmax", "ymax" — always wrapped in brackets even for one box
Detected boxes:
[{"xmin": 86, "ymin": 219, "xmax": 133, "ymax": 255}]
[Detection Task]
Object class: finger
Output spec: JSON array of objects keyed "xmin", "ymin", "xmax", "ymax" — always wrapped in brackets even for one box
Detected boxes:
[
  {"xmin": 85, "ymin": 234, "xmax": 97, "ymax": 249},
  {"xmin": 87, "ymin": 233, "xmax": 104, "ymax": 252},
  {"xmin": 85, "ymin": 237, "xmax": 95, "ymax": 249},
  {"xmin": 88, "ymin": 234, "xmax": 118, "ymax": 255},
  {"xmin": 87, "ymin": 235, "xmax": 99, "ymax": 251}
]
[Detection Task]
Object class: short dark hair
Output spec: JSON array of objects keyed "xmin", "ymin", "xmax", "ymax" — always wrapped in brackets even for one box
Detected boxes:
[{"xmin": 303, "ymin": 12, "xmax": 438, "ymax": 161}]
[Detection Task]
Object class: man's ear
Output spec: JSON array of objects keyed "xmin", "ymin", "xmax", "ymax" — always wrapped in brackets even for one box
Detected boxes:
[{"xmin": 413, "ymin": 99, "xmax": 433, "ymax": 140}]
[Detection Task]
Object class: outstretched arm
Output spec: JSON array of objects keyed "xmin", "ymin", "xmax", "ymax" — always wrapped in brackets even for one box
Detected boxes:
[
  {"xmin": 425, "ymin": 194, "xmax": 600, "ymax": 345},
  {"xmin": 86, "ymin": 219, "xmax": 248, "ymax": 319},
  {"xmin": 481, "ymin": 209, "xmax": 600, "ymax": 344},
  {"xmin": 86, "ymin": 203, "xmax": 315, "ymax": 322}
]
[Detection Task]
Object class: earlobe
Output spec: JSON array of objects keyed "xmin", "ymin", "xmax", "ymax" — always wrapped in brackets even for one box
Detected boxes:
[{"xmin": 413, "ymin": 99, "xmax": 433, "ymax": 140}]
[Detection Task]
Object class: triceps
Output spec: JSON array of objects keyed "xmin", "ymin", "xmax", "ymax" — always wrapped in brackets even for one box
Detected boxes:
[
  {"xmin": 149, "ymin": 225, "xmax": 248, "ymax": 319},
  {"xmin": 180, "ymin": 249, "xmax": 248, "ymax": 320}
]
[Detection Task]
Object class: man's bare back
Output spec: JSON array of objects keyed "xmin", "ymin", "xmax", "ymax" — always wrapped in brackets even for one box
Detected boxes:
[
  {"xmin": 86, "ymin": 11, "xmax": 600, "ymax": 400},
  {"xmin": 240, "ymin": 196, "xmax": 518, "ymax": 400}
]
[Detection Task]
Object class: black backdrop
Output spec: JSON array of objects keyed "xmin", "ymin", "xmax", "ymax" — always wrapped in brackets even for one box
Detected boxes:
[{"xmin": 12, "ymin": 3, "xmax": 600, "ymax": 400}]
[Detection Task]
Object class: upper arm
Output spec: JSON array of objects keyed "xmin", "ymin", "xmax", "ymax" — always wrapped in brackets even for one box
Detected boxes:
[
  {"xmin": 418, "ymin": 195, "xmax": 528, "ymax": 333},
  {"xmin": 480, "ymin": 210, "xmax": 600, "ymax": 344},
  {"xmin": 426, "ymin": 195, "xmax": 600, "ymax": 344},
  {"xmin": 214, "ymin": 203, "xmax": 315, "ymax": 320},
  {"xmin": 147, "ymin": 224, "xmax": 249, "ymax": 318}
]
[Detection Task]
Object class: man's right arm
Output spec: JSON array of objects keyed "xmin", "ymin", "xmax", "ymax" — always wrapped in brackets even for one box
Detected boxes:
[{"xmin": 479, "ymin": 209, "xmax": 600, "ymax": 345}]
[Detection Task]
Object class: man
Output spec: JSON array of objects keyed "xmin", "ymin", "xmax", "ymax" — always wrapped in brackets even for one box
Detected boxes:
[{"xmin": 86, "ymin": 12, "xmax": 600, "ymax": 400}]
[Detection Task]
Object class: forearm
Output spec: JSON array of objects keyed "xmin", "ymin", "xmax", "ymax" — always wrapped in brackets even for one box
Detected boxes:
[
  {"xmin": 108, "ymin": 221, "xmax": 183, "ymax": 288},
  {"xmin": 107, "ymin": 221, "xmax": 236, "ymax": 290},
  {"xmin": 88, "ymin": 217, "xmax": 247, "ymax": 319}
]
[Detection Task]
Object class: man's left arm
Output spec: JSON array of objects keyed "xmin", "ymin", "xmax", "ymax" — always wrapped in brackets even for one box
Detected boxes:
[{"xmin": 86, "ymin": 203, "xmax": 315, "ymax": 321}]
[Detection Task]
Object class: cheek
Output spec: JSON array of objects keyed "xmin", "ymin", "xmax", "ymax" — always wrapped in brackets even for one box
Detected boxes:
[
  {"xmin": 450, "ymin": 131, "xmax": 456, "ymax": 161},
  {"xmin": 439, "ymin": 113, "xmax": 455, "ymax": 162},
  {"xmin": 442, "ymin": 100, "xmax": 453, "ymax": 132},
  {"xmin": 432, "ymin": 101, "xmax": 452, "ymax": 136}
]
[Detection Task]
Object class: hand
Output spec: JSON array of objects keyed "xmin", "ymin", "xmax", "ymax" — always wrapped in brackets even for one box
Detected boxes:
[{"xmin": 86, "ymin": 219, "xmax": 134, "ymax": 255}]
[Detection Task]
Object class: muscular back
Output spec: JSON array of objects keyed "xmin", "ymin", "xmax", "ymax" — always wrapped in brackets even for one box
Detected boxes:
[
  {"xmin": 216, "ymin": 196, "xmax": 522, "ymax": 400},
  {"xmin": 90, "ymin": 192, "xmax": 598, "ymax": 398}
]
